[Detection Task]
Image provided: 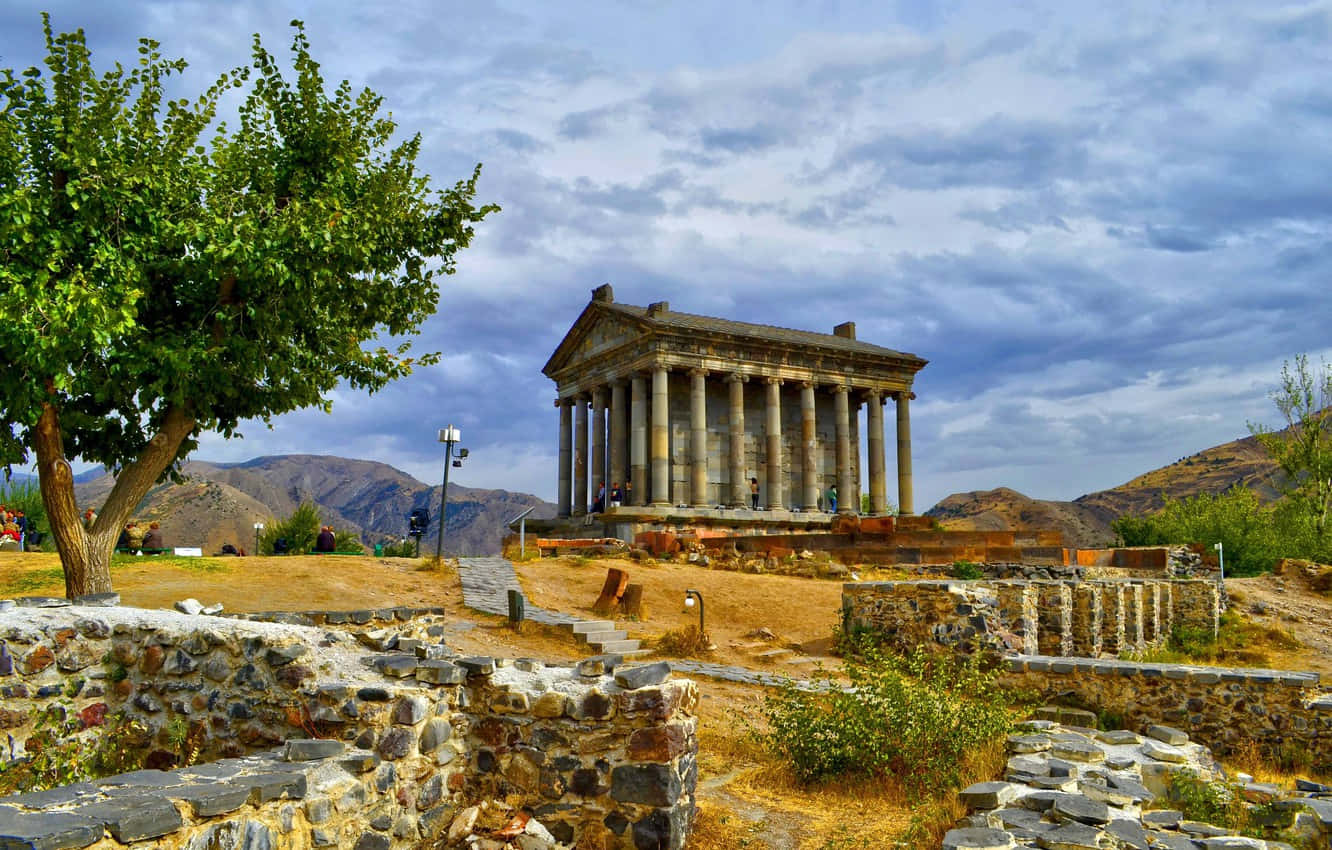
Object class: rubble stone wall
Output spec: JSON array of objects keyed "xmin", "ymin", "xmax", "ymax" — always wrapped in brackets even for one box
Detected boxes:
[
  {"xmin": 0, "ymin": 603, "xmax": 698, "ymax": 849},
  {"xmin": 841, "ymin": 579, "xmax": 1220, "ymax": 657},
  {"xmin": 1000, "ymin": 655, "xmax": 1332, "ymax": 766}
]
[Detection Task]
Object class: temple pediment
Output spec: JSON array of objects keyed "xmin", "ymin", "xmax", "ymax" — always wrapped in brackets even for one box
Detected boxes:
[{"xmin": 542, "ymin": 303, "xmax": 652, "ymax": 379}]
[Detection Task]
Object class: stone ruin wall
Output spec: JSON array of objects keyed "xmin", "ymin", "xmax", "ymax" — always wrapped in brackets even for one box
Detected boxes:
[
  {"xmin": 842, "ymin": 578, "xmax": 1332, "ymax": 767},
  {"xmin": 840, "ymin": 578, "xmax": 1221, "ymax": 658},
  {"xmin": 0, "ymin": 603, "xmax": 697, "ymax": 849}
]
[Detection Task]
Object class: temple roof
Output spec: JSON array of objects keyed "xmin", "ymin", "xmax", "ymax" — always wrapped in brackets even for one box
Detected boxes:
[{"xmin": 596, "ymin": 301, "xmax": 925, "ymax": 362}]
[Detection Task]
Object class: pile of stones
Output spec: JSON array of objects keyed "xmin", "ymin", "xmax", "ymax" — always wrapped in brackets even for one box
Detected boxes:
[{"xmin": 944, "ymin": 713, "xmax": 1330, "ymax": 849}]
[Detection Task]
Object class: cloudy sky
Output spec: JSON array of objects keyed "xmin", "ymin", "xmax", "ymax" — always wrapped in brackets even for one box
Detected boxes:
[{"xmin": 5, "ymin": 1, "xmax": 1330, "ymax": 508}]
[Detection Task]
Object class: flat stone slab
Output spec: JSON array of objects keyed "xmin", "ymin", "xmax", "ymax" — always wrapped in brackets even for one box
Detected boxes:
[
  {"xmin": 1050, "ymin": 794, "xmax": 1110, "ymax": 826},
  {"xmin": 167, "ymin": 783, "xmax": 252, "ymax": 817},
  {"xmin": 0, "ymin": 809, "xmax": 103, "ymax": 849},
  {"xmin": 76, "ymin": 796, "xmax": 183, "ymax": 842},
  {"xmin": 614, "ymin": 661, "xmax": 671, "ymax": 690},
  {"xmin": 959, "ymin": 782, "xmax": 1021, "ymax": 810},
  {"xmin": 1049, "ymin": 740, "xmax": 1105, "ymax": 763},
  {"xmin": 941, "ymin": 827, "xmax": 1016, "ymax": 850},
  {"xmin": 1140, "ymin": 740, "xmax": 1187, "ymax": 763},
  {"xmin": 1036, "ymin": 821, "xmax": 1105, "ymax": 849},
  {"xmin": 1145, "ymin": 724, "xmax": 1188, "ymax": 746},
  {"xmin": 284, "ymin": 739, "xmax": 345, "ymax": 761}
]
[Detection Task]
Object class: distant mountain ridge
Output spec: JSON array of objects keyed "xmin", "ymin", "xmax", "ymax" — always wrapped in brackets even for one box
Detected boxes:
[
  {"xmin": 72, "ymin": 454, "xmax": 555, "ymax": 556},
  {"xmin": 926, "ymin": 431, "xmax": 1283, "ymax": 548}
]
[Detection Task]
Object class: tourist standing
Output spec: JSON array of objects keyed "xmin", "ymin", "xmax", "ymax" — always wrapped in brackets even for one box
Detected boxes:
[
  {"xmin": 749, "ymin": 477, "xmax": 760, "ymax": 509},
  {"xmin": 826, "ymin": 484, "xmax": 838, "ymax": 513}
]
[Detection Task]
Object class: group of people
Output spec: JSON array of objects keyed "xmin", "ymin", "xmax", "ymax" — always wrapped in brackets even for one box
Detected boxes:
[
  {"xmin": 590, "ymin": 481, "xmax": 628, "ymax": 513},
  {"xmin": 115, "ymin": 520, "xmax": 165, "ymax": 553},
  {"xmin": 583, "ymin": 479, "xmax": 841, "ymax": 512},
  {"xmin": 0, "ymin": 506, "xmax": 30, "ymax": 550}
]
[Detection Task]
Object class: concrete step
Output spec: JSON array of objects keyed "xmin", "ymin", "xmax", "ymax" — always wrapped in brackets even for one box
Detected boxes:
[
  {"xmin": 592, "ymin": 639, "xmax": 642, "ymax": 654},
  {"xmin": 567, "ymin": 621, "xmax": 617, "ymax": 634},
  {"xmin": 578, "ymin": 629, "xmax": 628, "ymax": 644}
]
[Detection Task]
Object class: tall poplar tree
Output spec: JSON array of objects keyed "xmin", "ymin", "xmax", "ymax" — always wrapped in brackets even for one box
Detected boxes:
[{"xmin": 0, "ymin": 17, "xmax": 497, "ymax": 596}]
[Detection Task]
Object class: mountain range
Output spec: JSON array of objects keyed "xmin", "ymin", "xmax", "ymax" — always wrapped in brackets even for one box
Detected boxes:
[
  {"xmin": 926, "ymin": 430, "xmax": 1281, "ymax": 547},
  {"xmin": 70, "ymin": 455, "xmax": 556, "ymax": 556}
]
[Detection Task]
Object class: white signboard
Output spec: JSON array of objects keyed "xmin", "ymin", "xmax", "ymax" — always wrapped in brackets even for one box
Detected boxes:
[{"xmin": 173, "ymin": 547, "xmax": 203, "ymax": 557}]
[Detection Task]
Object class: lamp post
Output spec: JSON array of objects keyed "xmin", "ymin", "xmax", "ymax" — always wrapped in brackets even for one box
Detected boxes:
[
  {"xmin": 436, "ymin": 426, "xmax": 469, "ymax": 560},
  {"xmin": 684, "ymin": 589, "xmax": 705, "ymax": 637},
  {"xmin": 1214, "ymin": 541, "xmax": 1224, "ymax": 641},
  {"xmin": 253, "ymin": 522, "xmax": 264, "ymax": 556}
]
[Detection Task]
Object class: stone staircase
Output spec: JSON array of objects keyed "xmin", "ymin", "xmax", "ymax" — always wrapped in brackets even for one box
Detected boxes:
[{"xmin": 565, "ymin": 619, "xmax": 648, "ymax": 656}]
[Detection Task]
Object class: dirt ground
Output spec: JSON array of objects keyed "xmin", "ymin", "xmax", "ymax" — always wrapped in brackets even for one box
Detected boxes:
[
  {"xmin": 1228, "ymin": 570, "xmax": 1332, "ymax": 676},
  {"xmin": 6, "ymin": 550, "xmax": 1332, "ymax": 847},
  {"xmin": 513, "ymin": 556, "xmax": 846, "ymax": 669}
]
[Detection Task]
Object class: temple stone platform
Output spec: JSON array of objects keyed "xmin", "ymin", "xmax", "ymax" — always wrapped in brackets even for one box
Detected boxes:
[{"xmin": 526, "ymin": 504, "xmax": 839, "ymax": 543}]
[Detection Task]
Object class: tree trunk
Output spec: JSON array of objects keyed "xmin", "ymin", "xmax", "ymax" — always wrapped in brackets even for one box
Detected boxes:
[{"xmin": 32, "ymin": 401, "xmax": 196, "ymax": 598}]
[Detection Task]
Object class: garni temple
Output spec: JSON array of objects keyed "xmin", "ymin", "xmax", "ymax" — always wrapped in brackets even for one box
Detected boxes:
[{"xmin": 538, "ymin": 285, "xmax": 926, "ymax": 542}]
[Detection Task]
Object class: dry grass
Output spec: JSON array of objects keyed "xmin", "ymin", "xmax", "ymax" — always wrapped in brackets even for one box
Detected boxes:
[
  {"xmin": 687, "ymin": 678, "xmax": 1010, "ymax": 849},
  {"xmin": 1224, "ymin": 738, "xmax": 1329, "ymax": 786}
]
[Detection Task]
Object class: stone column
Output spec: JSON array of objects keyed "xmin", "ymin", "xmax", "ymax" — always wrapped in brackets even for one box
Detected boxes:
[
  {"xmin": 689, "ymin": 369, "xmax": 708, "ymax": 508},
  {"xmin": 834, "ymin": 386, "xmax": 854, "ymax": 515},
  {"xmin": 591, "ymin": 387, "xmax": 606, "ymax": 507},
  {"xmin": 801, "ymin": 382, "xmax": 819, "ymax": 510},
  {"xmin": 630, "ymin": 375, "xmax": 647, "ymax": 506},
  {"xmin": 557, "ymin": 398, "xmax": 572, "ymax": 518},
  {"xmin": 609, "ymin": 381, "xmax": 626, "ymax": 492},
  {"xmin": 896, "ymin": 391, "xmax": 914, "ymax": 515},
  {"xmin": 849, "ymin": 398, "xmax": 861, "ymax": 512},
  {"xmin": 728, "ymin": 373, "xmax": 747, "ymax": 508},
  {"xmin": 866, "ymin": 391, "xmax": 887, "ymax": 515},
  {"xmin": 764, "ymin": 377, "xmax": 783, "ymax": 510},
  {"xmin": 651, "ymin": 366, "xmax": 670, "ymax": 506},
  {"xmin": 573, "ymin": 396, "xmax": 589, "ymax": 516}
]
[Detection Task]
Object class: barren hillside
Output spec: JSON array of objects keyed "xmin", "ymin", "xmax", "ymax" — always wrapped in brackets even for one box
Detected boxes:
[{"xmin": 927, "ymin": 431, "xmax": 1284, "ymax": 547}]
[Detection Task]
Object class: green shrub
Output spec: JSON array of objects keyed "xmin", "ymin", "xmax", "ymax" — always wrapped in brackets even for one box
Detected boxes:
[
  {"xmin": 332, "ymin": 529, "xmax": 364, "ymax": 553},
  {"xmin": 1112, "ymin": 487, "xmax": 1282, "ymax": 575},
  {"xmin": 259, "ymin": 502, "xmax": 322, "ymax": 555},
  {"xmin": 755, "ymin": 645, "xmax": 1013, "ymax": 799},
  {"xmin": 380, "ymin": 538, "xmax": 419, "ymax": 557},
  {"xmin": 0, "ymin": 704, "xmax": 147, "ymax": 794},
  {"xmin": 950, "ymin": 560, "xmax": 984, "ymax": 580}
]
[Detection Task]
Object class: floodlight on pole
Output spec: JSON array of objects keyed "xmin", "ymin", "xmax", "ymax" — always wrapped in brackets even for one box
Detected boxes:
[{"xmin": 436, "ymin": 426, "xmax": 467, "ymax": 560}]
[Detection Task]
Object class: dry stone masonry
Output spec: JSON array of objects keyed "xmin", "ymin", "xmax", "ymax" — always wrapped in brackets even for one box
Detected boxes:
[
  {"xmin": 841, "ymin": 579, "xmax": 1220, "ymax": 658},
  {"xmin": 0, "ymin": 598, "xmax": 698, "ymax": 849},
  {"xmin": 945, "ymin": 716, "xmax": 1332, "ymax": 849}
]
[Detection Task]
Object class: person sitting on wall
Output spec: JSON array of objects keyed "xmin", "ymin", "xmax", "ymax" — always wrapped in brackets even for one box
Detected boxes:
[
  {"xmin": 116, "ymin": 524, "xmax": 130, "ymax": 550},
  {"xmin": 126, "ymin": 521, "xmax": 146, "ymax": 553},
  {"xmin": 315, "ymin": 525, "xmax": 336, "ymax": 553}
]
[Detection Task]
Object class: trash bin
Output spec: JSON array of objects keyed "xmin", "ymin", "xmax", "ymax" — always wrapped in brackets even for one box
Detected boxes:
[{"xmin": 374, "ymin": 543, "xmax": 383, "ymax": 557}]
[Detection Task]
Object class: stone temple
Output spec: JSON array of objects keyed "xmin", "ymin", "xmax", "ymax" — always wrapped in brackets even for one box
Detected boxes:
[{"xmin": 540, "ymin": 285, "xmax": 926, "ymax": 538}]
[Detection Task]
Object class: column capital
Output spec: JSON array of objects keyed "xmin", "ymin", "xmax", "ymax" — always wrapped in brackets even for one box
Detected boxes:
[
  {"xmin": 764, "ymin": 375, "xmax": 783, "ymax": 386},
  {"xmin": 727, "ymin": 372, "xmax": 748, "ymax": 383},
  {"xmin": 862, "ymin": 388, "xmax": 882, "ymax": 403},
  {"xmin": 800, "ymin": 380, "xmax": 816, "ymax": 390},
  {"xmin": 832, "ymin": 384, "xmax": 849, "ymax": 396},
  {"xmin": 688, "ymin": 367, "xmax": 709, "ymax": 378}
]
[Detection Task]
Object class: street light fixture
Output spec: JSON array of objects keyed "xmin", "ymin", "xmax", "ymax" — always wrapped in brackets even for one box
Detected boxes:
[
  {"xmin": 253, "ymin": 522, "xmax": 264, "ymax": 556},
  {"xmin": 684, "ymin": 588, "xmax": 705, "ymax": 637},
  {"xmin": 436, "ymin": 426, "xmax": 469, "ymax": 560}
]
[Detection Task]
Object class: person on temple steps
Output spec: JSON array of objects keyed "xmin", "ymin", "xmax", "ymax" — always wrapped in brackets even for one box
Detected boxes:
[{"xmin": 749, "ymin": 477, "xmax": 760, "ymax": 509}]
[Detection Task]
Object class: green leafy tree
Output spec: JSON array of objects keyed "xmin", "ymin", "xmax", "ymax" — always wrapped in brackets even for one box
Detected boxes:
[
  {"xmin": 1249, "ymin": 354, "xmax": 1332, "ymax": 547},
  {"xmin": 259, "ymin": 501, "xmax": 321, "ymax": 555},
  {"xmin": 0, "ymin": 17, "xmax": 496, "ymax": 596}
]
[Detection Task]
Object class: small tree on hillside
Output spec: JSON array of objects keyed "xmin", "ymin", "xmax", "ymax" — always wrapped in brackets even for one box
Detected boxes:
[
  {"xmin": 1249, "ymin": 355, "xmax": 1332, "ymax": 547},
  {"xmin": 0, "ymin": 18, "xmax": 497, "ymax": 596}
]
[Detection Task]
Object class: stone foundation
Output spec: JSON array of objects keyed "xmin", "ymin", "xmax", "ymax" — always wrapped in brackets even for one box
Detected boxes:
[
  {"xmin": 841, "ymin": 579, "xmax": 1220, "ymax": 657},
  {"xmin": 1001, "ymin": 655, "xmax": 1332, "ymax": 768},
  {"xmin": 0, "ymin": 602, "xmax": 698, "ymax": 849}
]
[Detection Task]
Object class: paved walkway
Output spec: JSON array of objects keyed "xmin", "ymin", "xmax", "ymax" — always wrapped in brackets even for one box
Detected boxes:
[
  {"xmin": 457, "ymin": 556, "xmax": 822, "ymax": 688},
  {"xmin": 457, "ymin": 557, "xmax": 582, "ymax": 627}
]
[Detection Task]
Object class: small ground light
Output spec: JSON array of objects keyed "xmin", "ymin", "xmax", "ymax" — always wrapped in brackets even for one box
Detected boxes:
[{"xmin": 684, "ymin": 588, "xmax": 705, "ymax": 637}]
